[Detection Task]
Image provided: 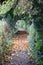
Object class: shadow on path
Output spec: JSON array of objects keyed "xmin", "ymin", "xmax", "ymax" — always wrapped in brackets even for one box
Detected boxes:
[{"xmin": 5, "ymin": 51, "xmax": 36, "ymax": 65}]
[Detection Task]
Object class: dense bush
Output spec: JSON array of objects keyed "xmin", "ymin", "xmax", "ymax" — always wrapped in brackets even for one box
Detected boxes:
[
  {"xmin": 0, "ymin": 18, "xmax": 13, "ymax": 60},
  {"xmin": 28, "ymin": 0, "xmax": 43, "ymax": 65}
]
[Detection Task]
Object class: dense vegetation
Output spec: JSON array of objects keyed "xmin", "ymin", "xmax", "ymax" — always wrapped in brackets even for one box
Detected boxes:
[
  {"xmin": 0, "ymin": 0, "xmax": 43, "ymax": 65},
  {"xmin": 30, "ymin": 0, "xmax": 43, "ymax": 65}
]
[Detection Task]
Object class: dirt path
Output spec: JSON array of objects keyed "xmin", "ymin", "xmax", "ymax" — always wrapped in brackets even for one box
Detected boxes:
[
  {"xmin": 5, "ymin": 51, "xmax": 36, "ymax": 65},
  {"xmin": 5, "ymin": 31, "xmax": 36, "ymax": 65},
  {"xmin": 10, "ymin": 31, "xmax": 29, "ymax": 52}
]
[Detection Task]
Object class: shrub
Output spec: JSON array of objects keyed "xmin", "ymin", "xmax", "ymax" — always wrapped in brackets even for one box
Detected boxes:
[{"xmin": 0, "ymin": 18, "xmax": 13, "ymax": 60}]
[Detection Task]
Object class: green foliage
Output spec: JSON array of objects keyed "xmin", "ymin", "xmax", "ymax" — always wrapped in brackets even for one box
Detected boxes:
[
  {"xmin": 29, "ymin": 0, "xmax": 43, "ymax": 65},
  {"xmin": 0, "ymin": 0, "xmax": 17, "ymax": 16},
  {"xmin": 13, "ymin": 0, "xmax": 31, "ymax": 17},
  {"xmin": 35, "ymin": 34, "xmax": 43, "ymax": 65},
  {"xmin": 15, "ymin": 20, "xmax": 26, "ymax": 31},
  {"xmin": 0, "ymin": 19, "xmax": 13, "ymax": 60}
]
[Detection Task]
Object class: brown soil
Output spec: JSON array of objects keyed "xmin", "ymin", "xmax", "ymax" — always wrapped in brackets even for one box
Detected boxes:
[{"xmin": 10, "ymin": 31, "xmax": 29, "ymax": 52}]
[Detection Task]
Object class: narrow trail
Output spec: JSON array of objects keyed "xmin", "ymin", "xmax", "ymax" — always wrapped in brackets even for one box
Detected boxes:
[
  {"xmin": 10, "ymin": 31, "xmax": 29, "ymax": 52},
  {"xmin": 5, "ymin": 31, "xmax": 36, "ymax": 65},
  {"xmin": 5, "ymin": 51, "xmax": 36, "ymax": 65}
]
